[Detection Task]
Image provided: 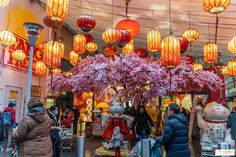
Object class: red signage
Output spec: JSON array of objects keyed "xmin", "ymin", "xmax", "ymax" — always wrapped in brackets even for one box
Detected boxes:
[{"xmin": 3, "ymin": 33, "xmax": 43, "ymax": 72}]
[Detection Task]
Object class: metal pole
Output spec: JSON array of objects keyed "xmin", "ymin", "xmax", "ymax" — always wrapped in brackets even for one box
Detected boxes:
[
  {"xmin": 25, "ymin": 45, "xmax": 34, "ymax": 114},
  {"xmin": 76, "ymin": 136, "xmax": 85, "ymax": 157},
  {"xmin": 141, "ymin": 139, "xmax": 151, "ymax": 157}
]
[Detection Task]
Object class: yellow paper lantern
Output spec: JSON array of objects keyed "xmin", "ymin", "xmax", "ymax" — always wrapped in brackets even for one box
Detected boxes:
[
  {"xmin": 0, "ymin": 30, "xmax": 16, "ymax": 48},
  {"xmin": 86, "ymin": 42, "xmax": 98, "ymax": 53},
  {"xmin": 58, "ymin": 41, "xmax": 64, "ymax": 58},
  {"xmin": 69, "ymin": 51, "xmax": 79, "ymax": 65},
  {"xmin": 182, "ymin": 29, "xmax": 200, "ymax": 44},
  {"xmin": 203, "ymin": 0, "xmax": 230, "ymax": 14},
  {"xmin": 193, "ymin": 63, "xmax": 203, "ymax": 72},
  {"xmin": 227, "ymin": 60, "xmax": 236, "ymax": 76},
  {"xmin": 43, "ymin": 41, "xmax": 62, "ymax": 68},
  {"xmin": 102, "ymin": 28, "xmax": 122, "ymax": 45},
  {"xmin": 46, "ymin": 0, "xmax": 69, "ymax": 22},
  {"xmin": 122, "ymin": 39, "xmax": 134, "ymax": 55},
  {"xmin": 11, "ymin": 50, "xmax": 26, "ymax": 62},
  {"xmin": 0, "ymin": 0, "xmax": 10, "ymax": 8},
  {"xmin": 52, "ymin": 68, "xmax": 62, "ymax": 74},
  {"xmin": 227, "ymin": 37, "xmax": 236, "ymax": 55},
  {"xmin": 204, "ymin": 42, "xmax": 218, "ymax": 63},
  {"xmin": 147, "ymin": 30, "xmax": 161, "ymax": 52},
  {"xmin": 35, "ymin": 61, "xmax": 47, "ymax": 75},
  {"xmin": 221, "ymin": 65, "xmax": 228, "ymax": 75},
  {"xmin": 65, "ymin": 71, "xmax": 73, "ymax": 77},
  {"xmin": 73, "ymin": 34, "xmax": 86, "ymax": 54},
  {"xmin": 161, "ymin": 36, "xmax": 181, "ymax": 68}
]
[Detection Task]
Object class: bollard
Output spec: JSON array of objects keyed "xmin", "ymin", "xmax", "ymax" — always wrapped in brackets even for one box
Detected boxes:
[
  {"xmin": 76, "ymin": 136, "xmax": 85, "ymax": 157},
  {"xmin": 141, "ymin": 139, "xmax": 151, "ymax": 157}
]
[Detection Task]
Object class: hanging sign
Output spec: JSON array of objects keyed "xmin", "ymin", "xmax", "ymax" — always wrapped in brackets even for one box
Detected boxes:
[{"xmin": 3, "ymin": 33, "xmax": 43, "ymax": 72}]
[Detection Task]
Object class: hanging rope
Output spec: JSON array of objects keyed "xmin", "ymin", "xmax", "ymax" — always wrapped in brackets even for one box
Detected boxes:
[
  {"xmin": 215, "ymin": 14, "xmax": 219, "ymax": 44},
  {"xmin": 125, "ymin": 0, "xmax": 129, "ymax": 18},
  {"xmin": 208, "ymin": 23, "xmax": 210, "ymax": 42},
  {"xmin": 111, "ymin": 0, "xmax": 114, "ymax": 27},
  {"xmin": 188, "ymin": 11, "xmax": 191, "ymax": 54},
  {"xmin": 169, "ymin": 0, "xmax": 173, "ymax": 35}
]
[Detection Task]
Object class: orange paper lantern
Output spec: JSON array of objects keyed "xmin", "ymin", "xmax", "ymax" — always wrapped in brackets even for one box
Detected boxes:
[
  {"xmin": 204, "ymin": 42, "xmax": 218, "ymax": 63},
  {"xmin": 102, "ymin": 28, "xmax": 122, "ymax": 45},
  {"xmin": 227, "ymin": 60, "xmax": 236, "ymax": 76},
  {"xmin": 46, "ymin": 0, "xmax": 69, "ymax": 22},
  {"xmin": 161, "ymin": 36, "xmax": 181, "ymax": 68},
  {"xmin": 122, "ymin": 39, "xmax": 134, "ymax": 55},
  {"xmin": 69, "ymin": 51, "xmax": 79, "ymax": 65},
  {"xmin": 116, "ymin": 19, "xmax": 140, "ymax": 38},
  {"xmin": 86, "ymin": 42, "xmax": 98, "ymax": 53},
  {"xmin": 43, "ymin": 41, "xmax": 62, "ymax": 68},
  {"xmin": 52, "ymin": 68, "xmax": 62, "ymax": 74},
  {"xmin": 203, "ymin": 0, "xmax": 230, "ymax": 14},
  {"xmin": 103, "ymin": 44, "xmax": 118, "ymax": 57},
  {"xmin": 182, "ymin": 29, "xmax": 200, "ymax": 44},
  {"xmin": 221, "ymin": 65, "xmax": 228, "ymax": 75},
  {"xmin": 147, "ymin": 30, "xmax": 161, "ymax": 52},
  {"xmin": 193, "ymin": 63, "xmax": 203, "ymax": 72},
  {"xmin": 73, "ymin": 34, "xmax": 86, "ymax": 54},
  {"xmin": 12, "ymin": 50, "xmax": 26, "ymax": 62},
  {"xmin": 35, "ymin": 61, "xmax": 47, "ymax": 75},
  {"xmin": 227, "ymin": 37, "xmax": 236, "ymax": 55}
]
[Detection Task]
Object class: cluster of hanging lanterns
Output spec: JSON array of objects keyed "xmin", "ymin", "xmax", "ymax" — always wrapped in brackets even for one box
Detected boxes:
[{"xmin": 11, "ymin": 50, "xmax": 26, "ymax": 62}]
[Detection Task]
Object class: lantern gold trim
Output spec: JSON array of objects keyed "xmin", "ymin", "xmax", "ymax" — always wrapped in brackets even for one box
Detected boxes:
[{"xmin": 147, "ymin": 30, "xmax": 161, "ymax": 52}]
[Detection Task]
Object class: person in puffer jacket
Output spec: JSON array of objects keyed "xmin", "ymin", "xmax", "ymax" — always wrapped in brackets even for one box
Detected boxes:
[{"xmin": 157, "ymin": 103, "xmax": 190, "ymax": 157}]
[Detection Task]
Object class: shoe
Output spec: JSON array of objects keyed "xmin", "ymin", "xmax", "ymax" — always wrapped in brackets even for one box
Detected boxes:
[{"xmin": 6, "ymin": 148, "xmax": 12, "ymax": 152}]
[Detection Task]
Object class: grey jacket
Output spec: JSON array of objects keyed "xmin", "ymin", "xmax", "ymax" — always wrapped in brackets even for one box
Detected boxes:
[{"xmin": 227, "ymin": 112, "xmax": 236, "ymax": 140}]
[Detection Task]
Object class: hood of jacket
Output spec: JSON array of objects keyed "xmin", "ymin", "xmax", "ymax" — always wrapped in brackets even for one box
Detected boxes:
[
  {"xmin": 169, "ymin": 113, "xmax": 188, "ymax": 125},
  {"xmin": 28, "ymin": 107, "xmax": 47, "ymax": 123},
  {"xmin": 4, "ymin": 107, "xmax": 14, "ymax": 112}
]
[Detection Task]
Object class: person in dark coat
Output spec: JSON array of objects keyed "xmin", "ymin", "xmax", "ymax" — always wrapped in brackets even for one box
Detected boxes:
[
  {"xmin": 47, "ymin": 105, "xmax": 61, "ymax": 157},
  {"xmin": 157, "ymin": 103, "xmax": 190, "ymax": 157},
  {"xmin": 227, "ymin": 108, "xmax": 236, "ymax": 146},
  {"xmin": 73, "ymin": 107, "xmax": 80, "ymax": 134},
  {"xmin": 131, "ymin": 106, "xmax": 154, "ymax": 140},
  {"xmin": 181, "ymin": 107, "xmax": 190, "ymax": 122}
]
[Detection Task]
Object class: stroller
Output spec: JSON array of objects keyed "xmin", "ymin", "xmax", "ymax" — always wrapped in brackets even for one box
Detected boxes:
[
  {"xmin": 60, "ymin": 127, "xmax": 73, "ymax": 150},
  {"xmin": 128, "ymin": 138, "xmax": 162, "ymax": 157}
]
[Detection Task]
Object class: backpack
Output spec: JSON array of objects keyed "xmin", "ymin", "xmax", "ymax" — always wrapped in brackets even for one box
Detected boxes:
[{"xmin": 3, "ymin": 111, "xmax": 12, "ymax": 126}]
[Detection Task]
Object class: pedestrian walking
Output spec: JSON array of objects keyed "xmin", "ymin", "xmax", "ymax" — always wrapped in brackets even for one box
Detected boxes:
[
  {"xmin": 157, "ymin": 103, "xmax": 190, "ymax": 157},
  {"xmin": 2, "ymin": 102, "xmax": 16, "ymax": 155},
  {"xmin": 227, "ymin": 107, "xmax": 236, "ymax": 146},
  {"xmin": 73, "ymin": 107, "xmax": 80, "ymax": 134},
  {"xmin": 12, "ymin": 98, "xmax": 52, "ymax": 157}
]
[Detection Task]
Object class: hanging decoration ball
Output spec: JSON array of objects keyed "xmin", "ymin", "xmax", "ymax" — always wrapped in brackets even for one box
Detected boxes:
[
  {"xmin": 77, "ymin": 15, "xmax": 96, "ymax": 32},
  {"xmin": 83, "ymin": 34, "xmax": 94, "ymax": 44},
  {"xmin": 161, "ymin": 36, "xmax": 181, "ymax": 68},
  {"xmin": 69, "ymin": 51, "xmax": 79, "ymax": 65},
  {"xmin": 193, "ymin": 63, "xmax": 203, "ymax": 72},
  {"xmin": 73, "ymin": 34, "xmax": 86, "ymax": 54},
  {"xmin": 227, "ymin": 37, "xmax": 236, "ymax": 55},
  {"xmin": 227, "ymin": 60, "xmax": 236, "ymax": 76},
  {"xmin": 221, "ymin": 65, "xmax": 228, "ymax": 75},
  {"xmin": 52, "ymin": 68, "xmax": 62, "ymax": 74},
  {"xmin": 177, "ymin": 36, "xmax": 189, "ymax": 54},
  {"xmin": 117, "ymin": 29, "xmax": 131, "ymax": 48},
  {"xmin": 122, "ymin": 39, "xmax": 134, "ymax": 55},
  {"xmin": 204, "ymin": 42, "xmax": 218, "ymax": 63},
  {"xmin": 102, "ymin": 28, "xmax": 122, "ymax": 45},
  {"xmin": 182, "ymin": 29, "xmax": 200, "ymax": 44},
  {"xmin": 11, "ymin": 50, "xmax": 26, "ymax": 62},
  {"xmin": 35, "ymin": 61, "xmax": 47, "ymax": 76},
  {"xmin": 43, "ymin": 14, "xmax": 64, "ymax": 29},
  {"xmin": 86, "ymin": 42, "xmax": 98, "ymax": 53},
  {"xmin": 43, "ymin": 41, "xmax": 62, "ymax": 68},
  {"xmin": 133, "ymin": 48, "xmax": 149, "ymax": 58},
  {"xmin": 115, "ymin": 19, "xmax": 140, "ymax": 38},
  {"xmin": 203, "ymin": 0, "xmax": 231, "ymax": 14},
  {"xmin": 46, "ymin": 0, "xmax": 69, "ymax": 22},
  {"xmin": 0, "ymin": 0, "xmax": 10, "ymax": 8},
  {"xmin": 103, "ymin": 44, "xmax": 118, "ymax": 57},
  {"xmin": 147, "ymin": 30, "xmax": 161, "ymax": 52},
  {"xmin": 0, "ymin": 30, "xmax": 16, "ymax": 48}
]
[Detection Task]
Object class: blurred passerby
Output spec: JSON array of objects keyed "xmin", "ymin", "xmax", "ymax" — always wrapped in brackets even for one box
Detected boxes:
[
  {"xmin": 227, "ymin": 107, "xmax": 236, "ymax": 146},
  {"xmin": 131, "ymin": 106, "xmax": 154, "ymax": 141},
  {"xmin": 12, "ymin": 98, "xmax": 52, "ymax": 157},
  {"xmin": 47, "ymin": 105, "xmax": 61, "ymax": 157},
  {"xmin": 157, "ymin": 103, "xmax": 190, "ymax": 157},
  {"xmin": 61, "ymin": 106, "xmax": 74, "ymax": 128},
  {"xmin": 73, "ymin": 107, "xmax": 80, "ymax": 134},
  {"xmin": 181, "ymin": 107, "xmax": 190, "ymax": 122},
  {"xmin": 2, "ymin": 102, "xmax": 16, "ymax": 153}
]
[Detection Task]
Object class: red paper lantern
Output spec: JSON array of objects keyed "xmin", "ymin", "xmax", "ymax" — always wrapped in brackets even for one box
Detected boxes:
[
  {"xmin": 103, "ymin": 45, "xmax": 118, "ymax": 57},
  {"xmin": 43, "ymin": 14, "xmax": 64, "ymax": 29},
  {"xmin": 184, "ymin": 55, "xmax": 195, "ymax": 64},
  {"xmin": 117, "ymin": 29, "xmax": 131, "ymax": 48},
  {"xmin": 134, "ymin": 48, "xmax": 149, "ymax": 58},
  {"xmin": 177, "ymin": 36, "xmax": 189, "ymax": 54},
  {"xmin": 77, "ymin": 15, "xmax": 96, "ymax": 32},
  {"xmin": 82, "ymin": 34, "xmax": 94, "ymax": 44},
  {"xmin": 116, "ymin": 19, "xmax": 140, "ymax": 38}
]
